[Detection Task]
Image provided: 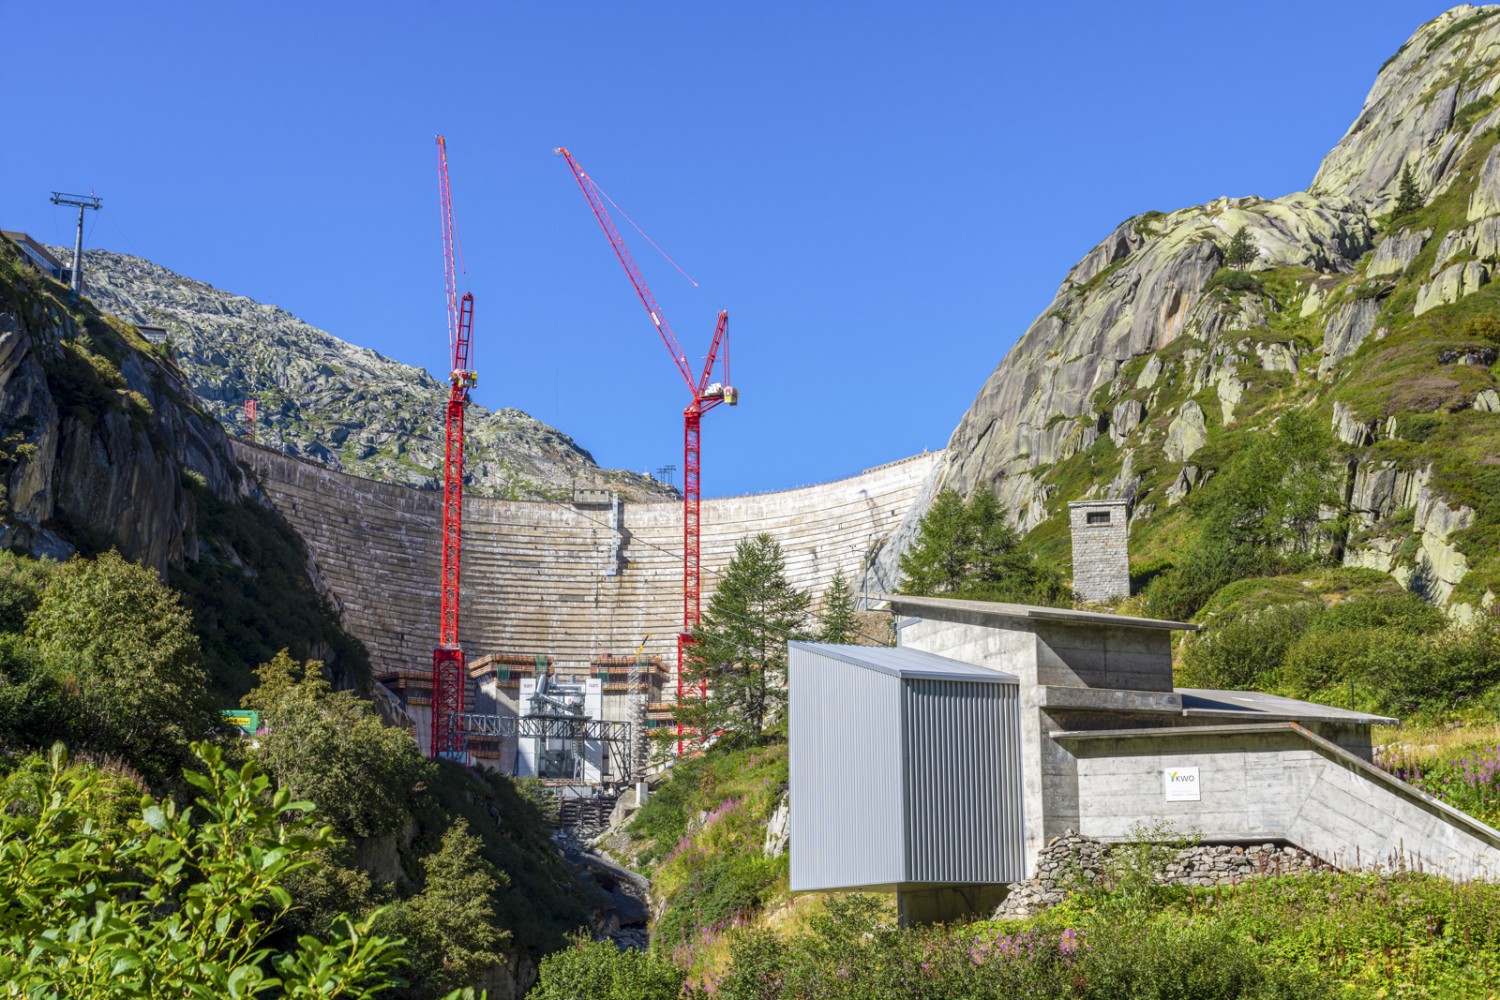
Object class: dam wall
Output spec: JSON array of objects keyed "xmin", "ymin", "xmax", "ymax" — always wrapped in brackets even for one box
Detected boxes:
[{"xmin": 233, "ymin": 442, "xmax": 942, "ymax": 681}]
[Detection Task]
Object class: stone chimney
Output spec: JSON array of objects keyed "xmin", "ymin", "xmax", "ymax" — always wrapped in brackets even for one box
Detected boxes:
[{"xmin": 1068, "ymin": 499, "xmax": 1130, "ymax": 603}]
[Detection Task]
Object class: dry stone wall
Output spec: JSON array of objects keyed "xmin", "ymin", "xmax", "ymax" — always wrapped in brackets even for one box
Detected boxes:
[
  {"xmin": 993, "ymin": 831, "xmax": 1326, "ymax": 917},
  {"xmin": 234, "ymin": 442, "xmax": 939, "ymax": 680}
]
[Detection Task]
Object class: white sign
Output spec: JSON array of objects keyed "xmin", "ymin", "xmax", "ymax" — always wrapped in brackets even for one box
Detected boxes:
[{"xmin": 1164, "ymin": 766, "xmax": 1200, "ymax": 802}]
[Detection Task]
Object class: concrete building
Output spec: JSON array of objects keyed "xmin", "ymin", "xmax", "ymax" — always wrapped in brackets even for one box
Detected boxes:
[
  {"xmin": 789, "ymin": 594, "xmax": 1500, "ymax": 920},
  {"xmin": 1068, "ymin": 498, "xmax": 1130, "ymax": 603},
  {"xmin": 2, "ymin": 230, "xmax": 71, "ymax": 285}
]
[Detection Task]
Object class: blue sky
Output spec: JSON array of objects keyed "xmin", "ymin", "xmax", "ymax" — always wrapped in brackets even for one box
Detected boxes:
[{"xmin": 3, "ymin": 1, "xmax": 1465, "ymax": 496}]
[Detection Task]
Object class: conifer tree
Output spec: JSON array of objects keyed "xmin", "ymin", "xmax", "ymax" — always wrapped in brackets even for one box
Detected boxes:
[
  {"xmin": 817, "ymin": 568, "xmax": 858, "ymax": 644},
  {"xmin": 899, "ymin": 488, "xmax": 1067, "ymax": 605},
  {"xmin": 674, "ymin": 534, "xmax": 811, "ymax": 744},
  {"xmin": 1225, "ymin": 226, "xmax": 1259, "ymax": 270},
  {"xmin": 1393, "ymin": 163, "xmax": 1424, "ymax": 218}
]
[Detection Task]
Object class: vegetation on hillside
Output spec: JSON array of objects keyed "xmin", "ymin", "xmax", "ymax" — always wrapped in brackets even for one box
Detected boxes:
[
  {"xmin": 0, "ymin": 548, "xmax": 602, "ymax": 996},
  {"xmin": 531, "ymin": 843, "xmax": 1500, "ymax": 998},
  {"xmin": 0, "ymin": 742, "xmax": 413, "ymax": 998}
]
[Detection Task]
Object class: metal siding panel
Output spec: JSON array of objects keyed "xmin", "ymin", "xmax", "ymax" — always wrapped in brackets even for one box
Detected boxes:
[
  {"xmin": 902, "ymin": 678, "xmax": 1025, "ymax": 884},
  {"xmin": 790, "ymin": 647, "xmax": 903, "ymax": 891}
]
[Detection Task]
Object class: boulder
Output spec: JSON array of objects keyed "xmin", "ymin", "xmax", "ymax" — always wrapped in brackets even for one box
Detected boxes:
[
  {"xmin": 1367, "ymin": 227, "xmax": 1432, "ymax": 278},
  {"xmin": 1415, "ymin": 261, "xmax": 1490, "ymax": 316},
  {"xmin": 1165, "ymin": 401, "xmax": 1208, "ymax": 462},
  {"xmin": 1109, "ymin": 399, "xmax": 1146, "ymax": 446}
]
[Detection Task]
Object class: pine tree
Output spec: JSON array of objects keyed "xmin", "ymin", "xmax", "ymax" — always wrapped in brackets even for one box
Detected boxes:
[
  {"xmin": 1393, "ymin": 163, "xmax": 1424, "ymax": 218},
  {"xmin": 1225, "ymin": 227, "xmax": 1259, "ymax": 270},
  {"xmin": 817, "ymin": 568, "xmax": 858, "ymax": 644},
  {"xmin": 898, "ymin": 488, "xmax": 1067, "ymax": 605},
  {"xmin": 673, "ymin": 534, "xmax": 811, "ymax": 744}
]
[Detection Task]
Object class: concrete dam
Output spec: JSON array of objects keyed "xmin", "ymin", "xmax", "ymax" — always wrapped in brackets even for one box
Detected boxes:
[{"xmin": 234, "ymin": 441, "xmax": 941, "ymax": 680}]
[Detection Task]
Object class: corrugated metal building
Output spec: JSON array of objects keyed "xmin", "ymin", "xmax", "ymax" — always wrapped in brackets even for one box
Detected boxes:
[{"xmin": 788, "ymin": 642, "xmax": 1024, "ymax": 922}]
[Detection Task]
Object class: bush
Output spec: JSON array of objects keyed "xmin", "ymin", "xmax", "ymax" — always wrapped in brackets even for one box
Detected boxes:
[
  {"xmin": 1204, "ymin": 267, "xmax": 1263, "ymax": 295},
  {"xmin": 654, "ymin": 850, "xmax": 784, "ymax": 950},
  {"xmin": 1075, "ymin": 919, "xmax": 1322, "ymax": 1000},
  {"xmin": 1142, "ymin": 545, "xmax": 1271, "ymax": 622},
  {"xmin": 528, "ymin": 938, "xmax": 685, "ymax": 1000},
  {"xmin": 1180, "ymin": 601, "xmax": 1322, "ymax": 689},
  {"xmin": 0, "ymin": 742, "xmax": 406, "ymax": 996}
]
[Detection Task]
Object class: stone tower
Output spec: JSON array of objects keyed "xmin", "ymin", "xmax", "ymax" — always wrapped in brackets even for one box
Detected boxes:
[{"xmin": 1068, "ymin": 499, "xmax": 1130, "ymax": 603}]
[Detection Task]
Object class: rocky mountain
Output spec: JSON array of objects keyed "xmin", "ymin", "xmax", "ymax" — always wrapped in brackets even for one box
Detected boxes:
[
  {"xmin": 893, "ymin": 5, "xmax": 1500, "ymax": 617},
  {"xmin": 0, "ymin": 234, "xmax": 375, "ymax": 694},
  {"xmin": 0, "ymin": 247, "xmax": 243, "ymax": 571},
  {"xmin": 71, "ymin": 250, "xmax": 673, "ymax": 501}
]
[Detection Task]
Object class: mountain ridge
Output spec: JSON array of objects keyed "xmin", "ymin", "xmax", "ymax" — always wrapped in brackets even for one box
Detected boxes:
[
  {"xmin": 68, "ymin": 249, "xmax": 675, "ymax": 502},
  {"xmin": 896, "ymin": 4, "xmax": 1500, "ymax": 616}
]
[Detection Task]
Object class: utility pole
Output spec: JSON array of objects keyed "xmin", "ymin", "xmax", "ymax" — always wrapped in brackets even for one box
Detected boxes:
[{"xmin": 50, "ymin": 192, "xmax": 102, "ymax": 302}]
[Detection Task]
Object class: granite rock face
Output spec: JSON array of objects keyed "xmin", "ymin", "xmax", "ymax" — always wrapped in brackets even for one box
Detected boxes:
[
  {"xmin": 882, "ymin": 8, "xmax": 1500, "ymax": 612},
  {"xmin": 939, "ymin": 193, "xmax": 1372, "ymax": 508},
  {"xmin": 0, "ymin": 253, "xmax": 247, "ymax": 572},
  {"xmin": 70, "ymin": 250, "xmax": 672, "ymax": 502}
]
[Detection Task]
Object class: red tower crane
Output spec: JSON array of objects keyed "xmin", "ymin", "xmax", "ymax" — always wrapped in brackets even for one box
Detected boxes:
[
  {"xmin": 431, "ymin": 135, "xmax": 478, "ymax": 759},
  {"xmin": 556, "ymin": 147, "xmax": 737, "ymax": 754}
]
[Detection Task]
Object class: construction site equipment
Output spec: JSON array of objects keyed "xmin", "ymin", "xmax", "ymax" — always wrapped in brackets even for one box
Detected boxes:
[
  {"xmin": 556, "ymin": 147, "xmax": 737, "ymax": 755},
  {"xmin": 430, "ymin": 135, "xmax": 478, "ymax": 760},
  {"xmin": 244, "ymin": 399, "xmax": 258, "ymax": 443},
  {"xmin": 49, "ymin": 191, "xmax": 101, "ymax": 301}
]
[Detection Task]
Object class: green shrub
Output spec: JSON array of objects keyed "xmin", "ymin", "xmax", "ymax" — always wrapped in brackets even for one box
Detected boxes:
[
  {"xmin": 0, "ymin": 742, "xmax": 407, "ymax": 997},
  {"xmin": 1180, "ymin": 601, "xmax": 1322, "ymax": 689},
  {"xmin": 629, "ymin": 754, "xmax": 706, "ymax": 863},
  {"xmin": 1308, "ymin": 591, "xmax": 1445, "ymax": 635},
  {"xmin": 654, "ymin": 850, "xmax": 784, "ymax": 949},
  {"xmin": 1143, "ymin": 545, "xmax": 1271, "ymax": 622},
  {"xmin": 1075, "ymin": 919, "xmax": 1322, "ymax": 1000},
  {"xmin": 1204, "ymin": 267, "xmax": 1264, "ymax": 295},
  {"xmin": 528, "ymin": 938, "xmax": 685, "ymax": 1000}
]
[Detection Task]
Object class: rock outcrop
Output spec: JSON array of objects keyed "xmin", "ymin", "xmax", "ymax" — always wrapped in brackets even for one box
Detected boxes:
[
  {"xmin": 0, "ymin": 247, "xmax": 247, "ymax": 571},
  {"xmin": 885, "ymin": 7, "xmax": 1500, "ymax": 612}
]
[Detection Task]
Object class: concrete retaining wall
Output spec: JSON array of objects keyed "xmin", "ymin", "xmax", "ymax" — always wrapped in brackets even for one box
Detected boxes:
[
  {"xmin": 1061, "ymin": 723, "xmax": 1500, "ymax": 878},
  {"xmin": 233, "ymin": 442, "xmax": 940, "ymax": 681}
]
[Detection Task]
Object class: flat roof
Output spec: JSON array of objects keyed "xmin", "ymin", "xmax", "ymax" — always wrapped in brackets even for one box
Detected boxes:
[
  {"xmin": 873, "ymin": 593, "xmax": 1198, "ymax": 632},
  {"xmin": 790, "ymin": 641, "xmax": 1019, "ymax": 684},
  {"xmin": 1177, "ymin": 688, "xmax": 1397, "ymax": 726}
]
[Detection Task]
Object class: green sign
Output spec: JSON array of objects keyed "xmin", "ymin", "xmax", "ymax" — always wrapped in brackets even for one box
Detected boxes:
[{"xmin": 220, "ymin": 709, "xmax": 261, "ymax": 735}]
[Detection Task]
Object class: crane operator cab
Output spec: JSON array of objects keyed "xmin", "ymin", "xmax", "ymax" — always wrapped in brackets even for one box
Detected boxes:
[
  {"xmin": 451, "ymin": 369, "xmax": 478, "ymax": 389},
  {"xmin": 704, "ymin": 382, "xmax": 739, "ymax": 406}
]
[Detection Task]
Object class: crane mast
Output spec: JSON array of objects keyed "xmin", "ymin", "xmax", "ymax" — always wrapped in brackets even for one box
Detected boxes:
[
  {"xmin": 556, "ymin": 148, "xmax": 737, "ymax": 754},
  {"xmin": 432, "ymin": 135, "xmax": 478, "ymax": 759}
]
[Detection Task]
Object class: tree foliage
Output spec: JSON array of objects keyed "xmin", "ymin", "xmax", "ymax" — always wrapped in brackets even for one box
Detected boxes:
[
  {"xmin": 1225, "ymin": 226, "xmax": 1259, "ymax": 270},
  {"xmin": 529, "ymin": 937, "xmax": 685, "ymax": 1000},
  {"xmin": 1145, "ymin": 411, "xmax": 1341, "ymax": 621},
  {"xmin": 243, "ymin": 650, "xmax": 430, "ymax": 839},
  {"xmin": 817, "ymin": 568, "xmax": 858, "ymax": 644},
  {"xmin": 676, "ymin": 534, "xmax": 811, "ymax": 744},
  {"xmin": 0, "ymin": 742, "xmax": 407, "ymax": 997},
  {"xmin": 1393, "ymin": 162, "xmax": 1424, "ymax": 218},
  {"xmin": 25, "ymin": 550, "xmax": 213, "ymax": 783},
  {"xmin": 377, "ymin": 818, "xmax": 510, "ymax": 999},
  {"xmin": 899, "ymin": 488, "xmax": 1067, "ymax": 605}
]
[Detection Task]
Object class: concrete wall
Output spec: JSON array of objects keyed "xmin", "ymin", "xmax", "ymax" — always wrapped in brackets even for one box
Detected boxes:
[
  {"xmin": 234, "ymin": 442, "xmax": 940, "ymax": 685},
  {"xmin": 1064, "ymin": 724, "xmax": 1500, "ymax": 878}
]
